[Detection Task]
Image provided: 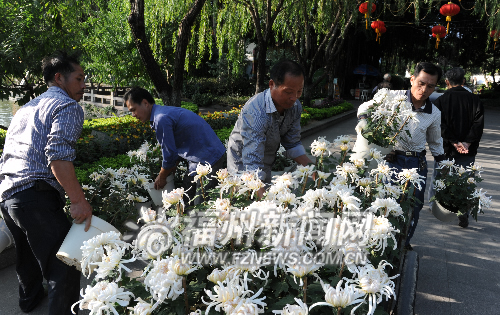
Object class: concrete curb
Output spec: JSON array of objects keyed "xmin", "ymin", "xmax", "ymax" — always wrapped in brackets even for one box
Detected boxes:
[{"xmin": 397, "ymin": 250, "xmax": 419, "ymax": 315}]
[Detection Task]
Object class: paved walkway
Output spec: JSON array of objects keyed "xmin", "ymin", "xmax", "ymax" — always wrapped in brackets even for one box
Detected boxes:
[{"xmin": 1, "ymin": 100, "xmax": 499, "ymax": 315}]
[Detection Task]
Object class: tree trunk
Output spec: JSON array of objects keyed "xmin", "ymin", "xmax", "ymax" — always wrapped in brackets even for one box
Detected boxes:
[
  {"xmin": 302, "ymin": 74, "xmax": 313, "ymax": 107},
  {"xmin": 172, "ymin": 0, "xmax": 207, "ymax": 106},
  {"xmin": 128, "ymin": 0, "xmax": 172, "ymax": 105},
  {"xmin": 255, "ymin": 39, "xmax": 268, "ymax": 94},
  {"xmin": 129, "ymin": 0, "xmax": 206, "ymax": 107}
]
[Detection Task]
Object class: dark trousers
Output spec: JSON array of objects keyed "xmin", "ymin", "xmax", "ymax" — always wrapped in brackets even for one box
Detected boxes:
[
  {"xmin": 183, "ymin": 155, "xmax": 226, "ymax": 206},
  {"xmin": 389, "ymin": 154, "xmax": 428, "ymax": 246},
  {"xmin": 0, "ymin": 187, "xmax": 80, "ymax": 315}
]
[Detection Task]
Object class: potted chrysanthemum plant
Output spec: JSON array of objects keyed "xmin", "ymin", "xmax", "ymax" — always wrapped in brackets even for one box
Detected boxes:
[{"xmin": 430, "ymin": 159, "xmax": 491, "ymax": 221}]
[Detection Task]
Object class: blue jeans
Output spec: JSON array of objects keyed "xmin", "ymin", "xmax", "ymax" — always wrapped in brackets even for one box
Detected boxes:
[
  {"xmin": 0, "ymin": 186, "xmax": 80, "ymax": 314},
  {"xmin": 389, "ymin": 155, "xmax": 428, "ymax": 246}
]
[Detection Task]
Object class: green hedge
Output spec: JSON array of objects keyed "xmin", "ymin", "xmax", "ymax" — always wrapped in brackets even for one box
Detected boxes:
[
  {"xmin": 303, "ymin": 101, "xmax": 353, "ymax": 120},
  {"xmin": 154, "ymin": 99, "xmax": 200, "ymax": 113},
  {"xmin": 75, "ymin": 154, "xmax": 135, "ymax": 185}
]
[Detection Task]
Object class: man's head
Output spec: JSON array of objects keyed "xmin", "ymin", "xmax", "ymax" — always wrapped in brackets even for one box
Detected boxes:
[
  {"xmin": 123, "ymin": 87, "xmax": 155, "ymax": 123},
  {"xmin": 269, "ymin": 60, "xmax": 304, "ymax": 113},
  {"xmin": 42, "ymin": 51, "xmax": 85, "ymax": 102},
  {"xmin": 383, "ymin": 73, "xmax": 391, "ymax": 81},
  {"xmin": 410, "ymin": 62, "xmax": 442, "ymax": 103},
  {"xmin": 444, "ymin": 67, "xmax": 465, "ymax": 87}
]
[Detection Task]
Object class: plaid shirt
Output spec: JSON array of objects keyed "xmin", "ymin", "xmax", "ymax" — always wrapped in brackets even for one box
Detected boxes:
[
  {"xmin": 227, "ymin": 89, "xmax": 306, "ymax": 182},
  {"xmin": 0, "ymin": 87, "xmax": 84, "ymax": 201}
]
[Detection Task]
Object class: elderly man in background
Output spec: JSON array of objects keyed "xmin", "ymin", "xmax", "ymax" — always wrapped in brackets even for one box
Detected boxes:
[
  {"xmin": 371, "ymin": 73, "xmax": 393, "ymax": 96},
  {"xmin": 0, "ymin": 52, "xmax": 92, "ymax": 314},
  {"xmin": 227, "ymin": 60, "xmax": 314, "ymax": 198},
  {"xmin": 431, "ymin": 67, "xmax": 484, "ymax": 228}
]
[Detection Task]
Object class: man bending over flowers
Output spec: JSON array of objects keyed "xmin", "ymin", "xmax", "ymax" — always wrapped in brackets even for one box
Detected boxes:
[
  {"xmin": 124, "ymin": 87, "xmax": 226, "ymax": 205},
  {"xmin": 227, "ymin": 60, "xmax": 314, "ymax": 198},
  {"xmin": 357, "ymin": 62, "xmax": 446, "ymax": 251}
]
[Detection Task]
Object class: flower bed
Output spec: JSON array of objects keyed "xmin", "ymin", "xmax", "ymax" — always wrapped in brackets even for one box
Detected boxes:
[
  {"xmin": 69, "ymin": 135, "xmax": 432, "ymax": 315},
  {"xmin": 303, "ymin": 101, "xmax": 353, "ymax": 120}
]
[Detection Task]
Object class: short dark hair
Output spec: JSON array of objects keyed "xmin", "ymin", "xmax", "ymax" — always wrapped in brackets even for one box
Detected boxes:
[
  {"xmin": 413, "ymin": 62, "xmax": 442, "ymax": 82},
  {"xmin": 123, "ymin": 87, "xmax": 155, "ymax": 105},
  {"xmin": 42, "ymin": 51, "xmax": 80, "ymax": 84},
  {"xmin": 270, "ymin": 60, "xmax": 304, "ymax": 86},
  {"xmin": 445, "ymin": 67, "xmax": 465, "ymax": 86}
]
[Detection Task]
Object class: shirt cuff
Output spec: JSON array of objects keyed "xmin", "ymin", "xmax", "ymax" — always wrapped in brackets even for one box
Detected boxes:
[
  {"xmin": 283, "ymin": 145, "xmax": 307, "ymax": 160},
  {"xmin": 162, "ymin": 160, "xmax": 176, "ymax": 170}
]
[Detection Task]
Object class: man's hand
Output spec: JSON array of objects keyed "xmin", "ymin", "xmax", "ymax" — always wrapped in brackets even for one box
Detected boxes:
[
  {"xmin": 256, "ymin": 187, "xmax": 266, "ymax": 200},
  {"xmin": 70, "ymin": 199, "xmax": 93, "ymax": 232},
  {"xmin": 453, "ymin": 142, "xmax": 469, "ymax": 154},
  {"xmin": 154, "ymin": 174, "xmax": 167, "ymax": 190}
]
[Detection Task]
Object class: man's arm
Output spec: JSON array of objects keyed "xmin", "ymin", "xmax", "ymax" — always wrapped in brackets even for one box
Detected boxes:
[
  {"xmin": 154, "ymin": 117, "xmax": 179, "ymax": 188},
  {"xmin": 426, "ymin": 110, "xmax": 445, "ymax": 157},
  {"xmin": 293, "ymin": 154, "xmax": 313, "ymax": 166},
  {"xmin": 155, "ymin": 165, "xmax": 176, "ymax": 189},
  {"xmin": 51, "ymin": 160, "xmax": 92, "ymax": 231},
  {"xmin": 463, "ymin": 99, "xmax": 485, "ymax": 147}
]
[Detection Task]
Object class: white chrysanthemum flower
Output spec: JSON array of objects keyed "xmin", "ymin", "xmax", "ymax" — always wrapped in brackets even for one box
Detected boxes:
[
  {"xmin": 238, "ymin": 177, "xmax": 265, "ymax": 199},
  {"xmin": 218, "ymin": 175, "xmax": 240, "ymax": 195},
  {"xmin": 292, "ymin": 165, "xmax": 315, "ymax": 183},
  {"xmin": 80, "ymin": 231, "xmax": 126, "ymax": 276},
  {"xmin": 239, "ymin": 200, "xmax": 285, "ymax": 232},
  {"xmin": 162, "ymin": 188, "xmax": 186, "ymax": 210},
  {"xmin": 397, "ymin": 168, "xmax": 425, "ymax": 191},
  {"xmin": 277, "ymin": 191, "xmax": 297, "ymax": 207},
  {"xmin": 351, "ymin": 158, "xmax": 366, "ymax": 169},
  {"xmin": 272, "ymin": 297, "xmax": 309, "ymax": 315},
  {"xmin": 93, "ymin": 246, "xmax": 135, "ymax": 281},
  {"xmin": 310, "ymin": 136, "xmax": 332, "ymax": 157},
  {"xmin": 342, "ymin": 242, "xmax": 369, "ymax": 273},
  {"xmin": 81, "ymin": 184, "xmax": 95, "ymax": 192},
  {"xmin": 169, "ymin": 255, "xmax": 198, "ymax": 276},
  {"xmin": 368, "ymin": 148, "xmax": 384, "ymax": 162},
  {"xmin": 317, "ymin": 171, "xmax": 331, "ymax": 181},
  {"xmin": 467, "ymin": 163, "xmax": 483, "ymax": 176},
  {"xmin": 467, "ymin": 177, "xmax": 475, "ymax": 184},
  {"xmin": 334, "ymin": 135, "xmax": 352, "ymax": 145},
  {"xmin": 286, "ymin": 254, "xmax": 323, "ymax": 286},
  {"xmin": 309, "ymin": 279, "xmax": 365, "ymax": 312},
  {"xmin": 138, "ymin": 208, "xmax": 156, "ymax": 224},
  {"xmin": 337, "ymin": 190, "xmax": 361, "ymax": 214},
  {"xmin": 71, "ymin": 281, "xmax": 134, "ymax": 315},
  {"xmin": 335, "ymin": 162, "xmax": 359, "ymax": 182},
  {"xmin": 128, "ymin": 297, "xmax": 154, "ymax": 315},
  {"xmin": 202, "ymin": 277, "xmax": 266, "ymax": 314},
  {"xmin": 366, "ymin": 216, "xmax": 399, "ymax": 253},
  {"xmin": 367, "ymin": 198, "xmax": 404, "ymax": 218},
  {"xmin": 434, "ymin": 179, "xmax": 446, "ymax": 191},
  {"xmin": 208, "ymin": 268, "xmax": 229, "ymax": 284},
  {"xmin": 339, "ymin": 143, "xmax": 350, "ymax": 152},
  {"xmin": 143, "ymin": 257, "xmax": 184, "ymax": 303},
  {"xmin": 348, "ymin": 261, "xmax": 398, "ymax": 315},
  {"xmin": 370, "ymin": 160, "xmax": 394, "ymax": 182},
  {"xmin": 438, "ymin": 159, "xmax": 455, "ymax": 169},
  {"xmin": 190, "ymin": 162, "xmax": 212, "ymax": 182},
  {"xmin": 473, "ymin": 188, "xmax": 492, "ymax": 209},
  {"xmin": 376, "ymin": 183, "xmax": 403, "ymax": 199},
  {"xmin": 357, "ymin": 177, "xmax": 372, "ymax": 188},
  {"xmin": 216, "ymin": 168, "xmax": 229, "ymax": 181},
  {"xmin": 272, "ymin": 172, "xmax": 300, "ymax": 190}
]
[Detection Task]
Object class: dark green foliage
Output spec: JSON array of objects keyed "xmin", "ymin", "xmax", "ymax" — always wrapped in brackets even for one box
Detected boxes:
[{"xmin": 303, "ymin": 101, "xmax": 354, "ymax": 120}]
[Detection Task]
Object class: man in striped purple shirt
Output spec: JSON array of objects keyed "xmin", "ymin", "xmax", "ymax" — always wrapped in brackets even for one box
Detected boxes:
[{"xmin": 0, "ymin": 52, "xmax": 92, "ymax": 314}]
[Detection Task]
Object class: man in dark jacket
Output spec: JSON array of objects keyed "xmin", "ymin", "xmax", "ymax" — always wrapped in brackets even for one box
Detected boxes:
[{"xmin": 432, "ymin": 67, "xmax": 484, "ymax": 227}]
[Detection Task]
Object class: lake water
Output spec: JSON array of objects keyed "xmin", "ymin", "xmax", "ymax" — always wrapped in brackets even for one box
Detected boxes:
[{"xmin": 0, "ymin": 99, "xmax": 19, "ymax": 128}]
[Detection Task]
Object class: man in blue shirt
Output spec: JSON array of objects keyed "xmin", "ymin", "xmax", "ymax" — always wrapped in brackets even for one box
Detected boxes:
[
  {"xmin": 0, "ymin": 52, "xmax": 92, "ymax": 314},
  {"xmin": 123, "ymin": 87, "xmax": 226, "ymax": 204}
]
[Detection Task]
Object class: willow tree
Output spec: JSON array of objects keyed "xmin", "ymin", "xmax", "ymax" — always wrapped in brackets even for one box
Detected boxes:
[{"xmin": 128, "ymin": 0, "xmax": 206, "ymax": 106}]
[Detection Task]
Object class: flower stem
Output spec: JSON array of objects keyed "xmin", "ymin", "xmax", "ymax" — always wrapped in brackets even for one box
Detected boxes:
[
  {"xmin": 183, "ymin": 276, "xmax": 189, "ymax": 313},
  {"xmin": 337, "ymin": 306, "xmax": 343, "ymax": 315},
  {"xmin": 389, "ymin": 116, "xmax": 411, "ymax": 145},
  {"xmin": 199, "ymin": 178, "xmax": 206, "ymax": 204},
  {"xmin": 301, "ymin": 176, "xmax": 308, "ymax": 195},
  {"xmin": 303, "ymin": 276, "xmax": 308, "ymax": 304},
  {"xmin": 317, "ymin": 178, "xmax": 322, "ymax": 189}
]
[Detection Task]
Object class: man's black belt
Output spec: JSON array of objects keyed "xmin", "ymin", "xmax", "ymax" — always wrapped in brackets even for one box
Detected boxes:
[
  {"xmin": 394, "ymin": 150, "xmax": 426, "ymax": 157},
  {"xmin": 34, "ymin": 180, "xmax": 57, "ymax": 192}
]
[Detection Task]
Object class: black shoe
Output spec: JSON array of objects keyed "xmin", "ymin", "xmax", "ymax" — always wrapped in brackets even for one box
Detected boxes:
[
  {"xmin": 458, "ymin": 214, "xmax": 469, "ymax": 228},
  {"xmin": 404, "ymin": 244, "xmax": 413, "ymax": 251}
]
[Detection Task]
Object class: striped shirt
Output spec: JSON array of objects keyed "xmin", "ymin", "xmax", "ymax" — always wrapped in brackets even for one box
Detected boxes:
[
  {"xmin": 227, "ymin": 89, "xmax": 306, "ymax": 182},
  {"xmin": 392, "ymin": 90, "xmax": 444, "ymax": 156},
  {"xmin": 0, "ymin": 86, "xmax": 84, "ymax": 201}
]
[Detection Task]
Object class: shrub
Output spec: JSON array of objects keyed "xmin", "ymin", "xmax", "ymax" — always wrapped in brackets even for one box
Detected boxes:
[
  {"xmin": 154, "ymin": 99, "xmax": 200, "ymax": 113},
  {"xmin": 303, "ymin": 101, "xmax": 353, "ymax": 120},
  {"xmin": 75, "ymin": 154, "xmax": 135, "ymax": 185},
  {"xmin": 215, "ymin": 126, "xmax": 234, "ymax": 144},
  {"xmin": 201, "ymin": 106, "xmax": 241, "ymax": 130},
  {"xmin": 300, "ymin": 112, "xmax": 311, "ymax": 126},
  {"xmin": 191, "ymin": 92, "xmax": 214, "ymax": 107},
  {"xmin": 309, "ymin": 97, "xmax": 346, "ymax": 109}
]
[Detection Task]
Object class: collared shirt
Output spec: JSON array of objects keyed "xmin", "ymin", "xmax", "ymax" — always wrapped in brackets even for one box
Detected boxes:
[
  {"xmin": 227, "ymin": 89, "xmax": 306, "ymax": 182},
  {"xmin": 392, "ymin": 90, "xmax": 444, "ymax": 156},
  {"xmin": 150, "ymin": 104, "xmax": 226, "ymax": 173},
  {"xmin": 0, "ymin": 86, "xmax": 84, "ymax": 201}
]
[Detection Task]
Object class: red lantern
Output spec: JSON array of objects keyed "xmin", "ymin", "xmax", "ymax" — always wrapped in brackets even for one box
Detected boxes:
[
  {"xmin": 359, "ymin": 1, "xmax": 376, "ymax": 29},
  {"xmin": 378, "ymin": 25, "xmax": 387, "ymax": 44},
  {"xmin": 490, "ymin": 30, "xmax": 499, "ymax": 50},
  {"xmin": 440, "ymin": 2, "xmax": 460, "ymax": 34},
  {"xmin": 371, "ymin": 20, "xmax": 386, "ymax": 43},
  {"xmin": 432, "ymin": 25, "xmax": 447, "ymax": 49}
]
